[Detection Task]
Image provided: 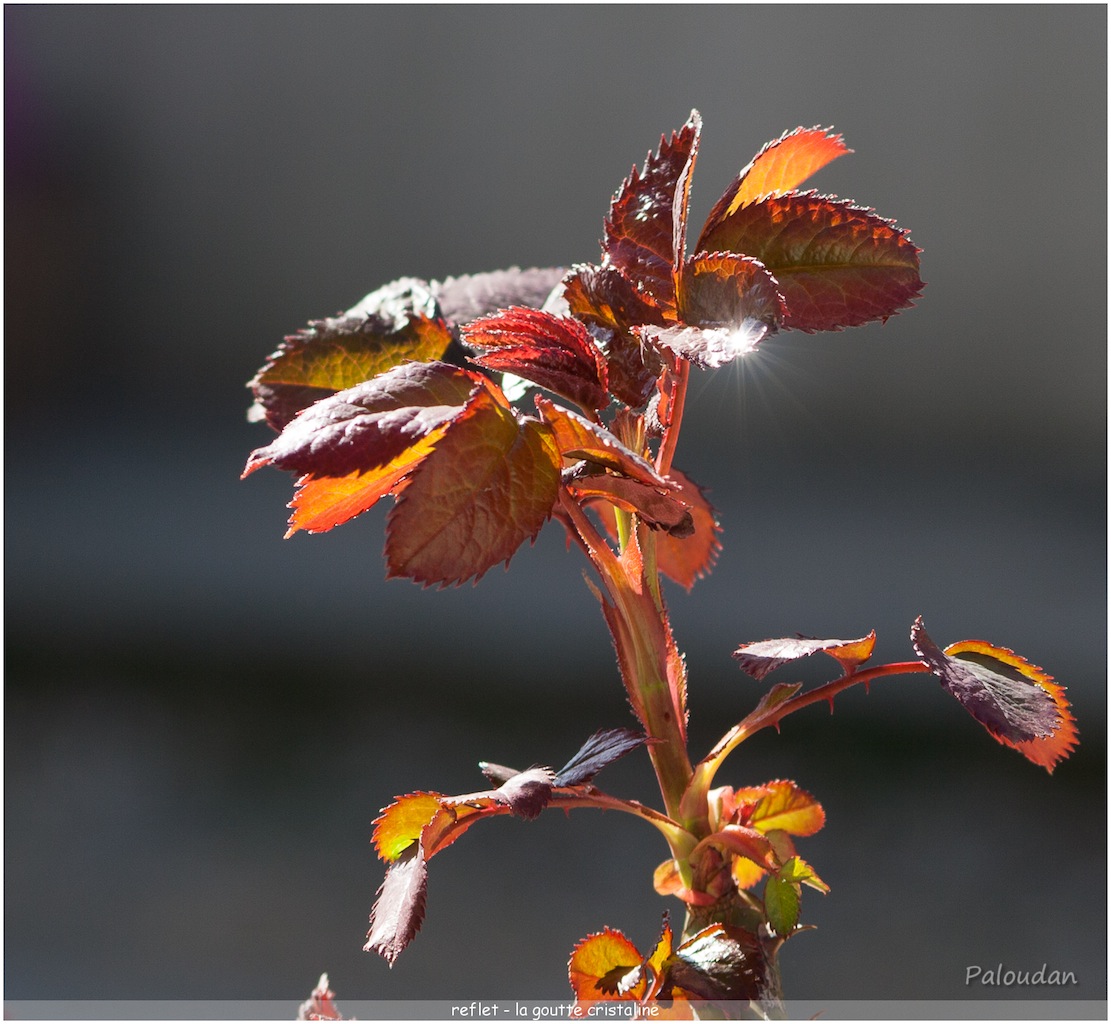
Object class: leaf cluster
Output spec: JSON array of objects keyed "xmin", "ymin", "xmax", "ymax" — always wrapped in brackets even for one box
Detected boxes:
[{"xmin": 244, "ymin": 113, "xmax": 923, "ymax": 589}]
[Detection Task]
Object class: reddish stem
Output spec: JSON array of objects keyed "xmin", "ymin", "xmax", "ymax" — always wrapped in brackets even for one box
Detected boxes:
[{"xmin": 655, "ymin": 359, "xmax": 690, "ymax": 477}]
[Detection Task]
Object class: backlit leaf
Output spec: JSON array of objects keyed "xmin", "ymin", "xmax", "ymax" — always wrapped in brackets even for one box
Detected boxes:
[
  {"xmin": 645, "ymin": 253, "xmax": 787, "ymax": 368},
  {"xmin": 385, "ymin": 388, "xmax": 561, "ymax": 586},
  {"xmin": 569, "ymin": 473, "xmax": 693, "ymax": 536},
  {"xmin": 562, "ymin": 263, "xmax": 666, "ymax": 408},
  {"xmin": 464, "ymin": 306, "xmax": 609, "ymax": 412},
  {"xmin": 729, "ymin": 828, "xmax": 799, "ymax": 892},
  {"xmin": 644, "ymin": 914, "xmax": 676, "ymax": 999},
  {"xmin": 693, "ymin": 824, "xmax": 779, "ymax": 870},
  {"xmin": 696, "ymin": 193, "xmax": 923, "ymax": 332},
  {"xmin": 733, "ymin": 631, "xmax": 876, "ymax": 680},
  {"xmin": 248, "ymin": 309, "xmax": 454, "ymax": 432},
  {"xmin": 603, "ymin": 111, "xmax": 701, "ymax": 314},
  {"xmin": 372, "ymin": 792, "xmax": 445, "ymax": 862},
  {"xmin": 652, "ymin": 858, "xmax": 718, "ymax": 907},
  {"xmin": 364, "ymin": 842, "xmax": 428, "ymax": 965},
  {"xmin": 554, "ymin": 727, "xmax": 648, "ymax": 787},
  {"xmin": 742, "ymin": 779, "xmax": 825, "ymax": 837},
  {"xmin": 283, "ymin": 427, "xmax": 448, "ymax": 536},
  {"xmin": 568, "ymin": 928, "xmax": 645, "ymax": 1001},
  {"xmin": 911, "ymin": 617, "xmax": 1077, "ymax": 772},
  {"xmin": 534, "ymin": 396, "xmax": 669, "ymax": 489},
  {"xmin": 243, "ymin": 360, "xmax": 480, "ymax": 480},
  {"xmin": 563, "ymin": 262, "xmax": 668, "ymax": 332},
  {"xmin": 699, "ymin": 126, "xmax": 851, "ymax": 231}
]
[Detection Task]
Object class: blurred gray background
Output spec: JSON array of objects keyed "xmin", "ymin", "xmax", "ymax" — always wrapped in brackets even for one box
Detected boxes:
[{"xmin": 5, "ymin": 4, "xmax": 1105, "ymax": 1011}]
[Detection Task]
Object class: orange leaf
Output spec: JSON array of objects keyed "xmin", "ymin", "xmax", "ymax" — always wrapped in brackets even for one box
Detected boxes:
[
  {"xmin": 913, "ymin": 618, "xmax": 1078, "ymax": 773},
  {"xmin": 371, "ymin": 792, "xmax": 445, "ymax": 862},
  {"xmin": 285, "ymin": 426, "xmax": 447, "ymax": 536},
  {"xmin": 698, "ymin": 126, "xmax": 851, "ymax": 233},
  {"xmin": 644, "ymin": 916, "xmax": 676, "ymax": 999},
  {"xmin": 944, "ymin": 638, "xmax": 1078, "ymax": 773},
  {"xmin": 568, "ymin": 928, "xmax": 645, "ymax": 1001},
  {"xmin": 652, "ymin": 859, "xmax": 718, "ymax": 906},
  {"xmin": 745, "ymin": 779, "xmax": 826, "ymax": 837}
]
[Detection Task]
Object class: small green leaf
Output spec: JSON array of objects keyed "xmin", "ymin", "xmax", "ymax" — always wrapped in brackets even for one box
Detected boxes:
[
  {"xmin": 764, "ymin": 874, "xmax": 801, "ymax": 937},
  {"xmin": 779, "ymin": 855, "xmax": 830, "ymax": 894}
]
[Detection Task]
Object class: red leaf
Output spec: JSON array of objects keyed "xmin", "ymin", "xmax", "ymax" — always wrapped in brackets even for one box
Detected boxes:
[
  {"xmin": 677, "ymin": 253, "xmax": 787, "ymax": 332},
  {"xmin": 602, "ymin": 111, "xmax": 701, "ymax": 315},
  {"xmin": 562, "ymin": 263, "xmax": 666, "ymax": 409},
  {"xmin": 696, "ymin": 193, "xmax": 923, "ymax": 332},
  {"xmin": 563, "ymin": 262, "xmax": 668, "ymax": 332},
  {"xmin": 385, "ymin": 389, "xmax": 561, "ymax": 585},
  {"xmin": 733, "ymin": 631, "xmax": 876, "ymax": 680},
  {"xmin": 650, "ymin": 468, "xmax": 721, "ymax": 589},
  {"xmin": 911, "ymin": 618, "xmax": 1078, "ymax": 772},
  {"xmin": 243, "ymin": 361, "xmax": 481, "ymax": 480},
  {"xmin": 364, "ymin": 842, "xmax": 428, "ymax": 965},
  {"xmin": 534, "ymin": 396, "xmax": 667, "ymax": 488},
  {"xmin": 692, "ymin": 824, "xmax": 779, "ymax": 871},
  {"xmin": 589, "ymin": 468, "xmax": 721, "ymax": 589},
  {"xmin": 698, "ymin": 126, "xmax": 851, "ymax": 235},
  {"xmin": 569, "ymin": 473, "xmax": 693, "ymax": 536},
  {"xmin": 464, "ymin": 306, "xmax": 609, "ymax": 412}
]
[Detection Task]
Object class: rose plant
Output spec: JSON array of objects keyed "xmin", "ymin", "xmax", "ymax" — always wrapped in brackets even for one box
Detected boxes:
[{"xmin": 245, "ymin": 112, "xmax": 1077, "ymax": 1015}]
